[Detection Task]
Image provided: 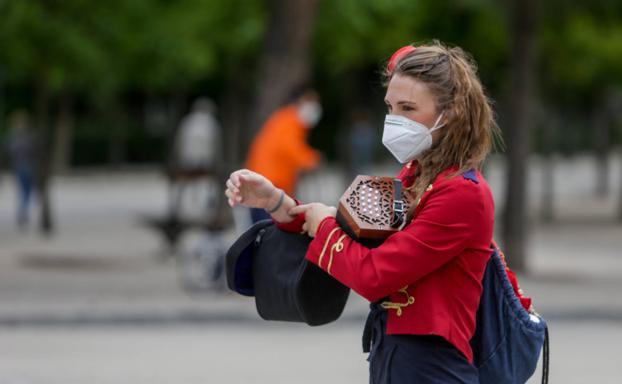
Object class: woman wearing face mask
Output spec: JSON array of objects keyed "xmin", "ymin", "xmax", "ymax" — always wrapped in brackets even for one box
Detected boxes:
[{"xmin": 225, "ymin": 41, "xmax": 500, "ymax": 383}]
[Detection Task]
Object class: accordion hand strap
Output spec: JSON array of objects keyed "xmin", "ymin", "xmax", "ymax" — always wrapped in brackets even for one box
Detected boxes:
[{"xmin": 390, "ymin": 178, "xmax": 405, "ymax": 229}]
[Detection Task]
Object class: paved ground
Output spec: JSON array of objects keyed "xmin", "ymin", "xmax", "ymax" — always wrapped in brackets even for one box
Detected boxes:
[{"xmin": 0, "ymin": 155, "xmax": 621, "ymax": 383}]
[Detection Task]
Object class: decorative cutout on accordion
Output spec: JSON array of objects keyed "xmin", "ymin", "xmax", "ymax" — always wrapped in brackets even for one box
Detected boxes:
[{"xmin": 338, "ymin": 175, "xmax": 415, "ymax": 240}]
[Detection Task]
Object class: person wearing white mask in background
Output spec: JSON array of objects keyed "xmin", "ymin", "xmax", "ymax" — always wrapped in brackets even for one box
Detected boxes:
[
  {"xmin": 245, "ymin": 85, "xmax": 323, "ymax": 223},
  {"xmin": 227, "ymin": 41, "xmax": 508, "ymax": 383}
]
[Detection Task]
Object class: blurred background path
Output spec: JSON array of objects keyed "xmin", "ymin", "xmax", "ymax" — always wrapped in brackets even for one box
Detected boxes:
[{"xmin": 0, "ymin": 155, "xmax": 621, "ymax": 383}]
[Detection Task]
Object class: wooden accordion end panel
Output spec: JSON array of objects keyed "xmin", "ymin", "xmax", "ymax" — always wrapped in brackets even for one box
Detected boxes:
[{"xmin": 338, "ymin": 175, "xmax": 415, "ymax": 240}]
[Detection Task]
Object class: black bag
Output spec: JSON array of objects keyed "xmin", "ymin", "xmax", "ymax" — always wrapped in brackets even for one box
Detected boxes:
[{"xmin": 226, "ymin": 219, "xmax": 350, "ymax": 326}]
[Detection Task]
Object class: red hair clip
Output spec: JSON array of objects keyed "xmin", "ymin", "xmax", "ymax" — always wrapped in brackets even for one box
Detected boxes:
[{"xmin": 388, "ymin": 45, "xmax": 416, "ymax": 73}]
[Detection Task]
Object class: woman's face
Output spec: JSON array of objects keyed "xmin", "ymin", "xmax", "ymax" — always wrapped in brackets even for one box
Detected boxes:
[{"xmin": 384, "ymin": 74, "xmax": 441, "ymax": 129}]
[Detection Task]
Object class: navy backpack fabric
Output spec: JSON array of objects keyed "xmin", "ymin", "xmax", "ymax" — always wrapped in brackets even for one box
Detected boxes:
[{"xmin": 470, "ymin": 248, "xmax": 549, "ymax": 384}]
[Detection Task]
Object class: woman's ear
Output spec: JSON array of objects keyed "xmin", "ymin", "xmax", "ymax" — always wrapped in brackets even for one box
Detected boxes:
[{"xmin": 441, "ymin": 108, "xmax": 454, "ymax": 126}]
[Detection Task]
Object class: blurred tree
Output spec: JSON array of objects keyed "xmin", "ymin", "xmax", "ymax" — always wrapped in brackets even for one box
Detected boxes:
[
  {"xmin": 312, "ymin": 0, "xmax": 509, "ymax": 160},
  {"xmin": 536, "ymin": 102, "xmax": 560, "ymax": 223},
  {"xmin": 249, "ymin": 0, "xmax": 319, "ymax": 145},
  {"xmin": 0, "ymin": 0, "xmax": 114, "ymax": 234},
  {"xmin": 538, "ymin": 3, "xmax": 622, "ymax": 198},
  {"xmin": 1, "ymin": 0, "xmax": 622, "ymax": 234},
  {"xmin": 110, "ymin": 0, "xmax": 265, "ymax": 169},
  {"xmin": 0, "ymin": 0, "xmax": 265, "ymax": 233},
  {"xmin": 502, "ymin": 0, "xmax": 537, "ymax": 272}
]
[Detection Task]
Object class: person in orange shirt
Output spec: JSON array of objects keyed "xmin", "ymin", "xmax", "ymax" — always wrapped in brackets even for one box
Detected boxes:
[{"xmin": 245, "ymin": 85, "xmax": 322, "ymax": 222}]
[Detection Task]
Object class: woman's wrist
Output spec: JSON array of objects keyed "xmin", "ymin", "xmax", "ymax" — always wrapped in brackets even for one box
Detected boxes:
[
  {"xmin": 266, "ymin": 189, "xmax": 284, "ymax": 213},
  {"xmin": 269, "ymin": 192, "xmax": 297, "ymax": 223}
]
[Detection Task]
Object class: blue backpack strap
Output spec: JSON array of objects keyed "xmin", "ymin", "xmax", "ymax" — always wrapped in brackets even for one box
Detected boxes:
[
  {"xmin": 471, "ymin": 247, "xmax": 548, "ymax": 384},
  {"xmin": 462, "ymin": 169, "xmax": 479, "ymax": 184}
]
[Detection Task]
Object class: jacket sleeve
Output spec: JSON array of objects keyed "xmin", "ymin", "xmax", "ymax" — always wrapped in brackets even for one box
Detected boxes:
[
  {"xmin": 273, "ymin": 199, "xmax": 306, "ymax": 233},
  {"xmin": 305, "ymin": 181, "xmax": 485, "ymax": 302}
]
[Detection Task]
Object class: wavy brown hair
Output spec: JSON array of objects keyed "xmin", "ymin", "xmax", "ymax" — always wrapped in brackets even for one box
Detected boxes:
[{"xmin": 385, "ymin": 41, "xmax": 501, "ymax": 208}]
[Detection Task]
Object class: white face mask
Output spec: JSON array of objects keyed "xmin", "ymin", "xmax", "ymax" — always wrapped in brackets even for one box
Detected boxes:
[
  {"xmin": 382, "ymin": 112, "xmax": 445, "ymax": 164},
  {"xmin": 298, "ymin": 101, "xmax": 322, "ymax": 128}
]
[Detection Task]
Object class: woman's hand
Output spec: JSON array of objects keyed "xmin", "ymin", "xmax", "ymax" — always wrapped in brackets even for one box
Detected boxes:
[
  {"xmin": 225, "ymin": 169, "xmax": 280, "ymax": 210},
  {"xmin": 289, "ymin": 203, "xmax": 337, "ymax": 237}
]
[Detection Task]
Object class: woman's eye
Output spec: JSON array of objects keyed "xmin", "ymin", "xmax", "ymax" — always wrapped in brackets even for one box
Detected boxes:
[{"xmin": 402, "ymin": 105, "xmax": 415, "ymax": 112}]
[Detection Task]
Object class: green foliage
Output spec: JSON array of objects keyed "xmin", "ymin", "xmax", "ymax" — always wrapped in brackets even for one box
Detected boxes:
[
  {"xmin": 117, "ymin": 0, "xmax": 265, "ymax": 91},
  {"xmin": 1, "ymin": 0, "xmax": 622, "ymax": 163},
  {"xmin": 0, "ymin": 1, "xmax": 110, "ymax": 90},
  {"xmin": 0, "ymin": 0, "xmax": 265, "ymax": 96},
  {"xmin": 313, "ymin": 0, "xmax": 423, "ymax": 74},
  {"xmin": 540, "ymin": 12, "xmax": 622, "ymax": 99},
  {"xmin": 313, "ymin": 0, "xmax": 509, "ymax": 93}
]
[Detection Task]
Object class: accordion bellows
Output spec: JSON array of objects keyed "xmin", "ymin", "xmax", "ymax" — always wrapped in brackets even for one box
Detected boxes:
[{"xmin": 337, "ymin": 175, "xmax": 415, "ymax": 240}]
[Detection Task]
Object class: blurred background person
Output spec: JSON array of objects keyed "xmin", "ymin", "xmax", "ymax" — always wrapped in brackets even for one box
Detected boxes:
[
  {"xmin": 6, "ymin": 110, "xmax": 37, "ymax": 230},
  {"xmin": 245, "ymin": 84, "xmax": 322, "ymax": 223},
  {"xmin": 174, "ymin": 97, "xmax": 221, "ymax": 171},
  {"xmin": 171, "ymin": 97, "xmax": 222, "ymax": 221}
]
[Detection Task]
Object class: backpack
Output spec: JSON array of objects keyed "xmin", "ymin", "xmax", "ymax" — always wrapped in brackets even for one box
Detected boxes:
[{"xmin": 470, "ymin": 246, "xmax": 549, "ymax": 384}]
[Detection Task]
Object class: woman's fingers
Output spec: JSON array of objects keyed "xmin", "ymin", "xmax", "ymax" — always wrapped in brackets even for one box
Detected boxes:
[
  {"xmin": 225, "ymin": 180, "xmax": 241, "ymax": 198},
  {"xmin": 229, "ymin": 172, "xmax": 241, "ymax": 188},
  {"xmin": 225, "ymin": 178, "xmax": 245, "ymax": 205},
  {"xmin": 239, "ymin": 172, "xmax": 264, "ymax": 187},
  {"xmin": 227, "ymin": 169, "xmax": 274, "ymax": 209},
  {"xmin": 224, "ymin": 189, "xmax": 236, "ymax": 207},
  {"xmin": 226, "ymin": 179, "xmax": 239, "ymax": 194},
  {"xmin": 289, "ymin": 204, "xmax": 311, "ymax": 216},
  {"xmin": 230, "ymin": 169, "xmax": 251, "ymax": 188}
]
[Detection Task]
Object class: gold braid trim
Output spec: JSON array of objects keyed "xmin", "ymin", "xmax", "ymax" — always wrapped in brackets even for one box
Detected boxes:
[
  {"xmin": 318, "ymin": 227, "xmax": 341, "ymax": 269},
  {"xmin": 327, "ymin": 234, "xmax": 347, "ymax": 275},
  {"xmin": 381, "ymin": 286, "xmax": 415, "ymax": 316}
]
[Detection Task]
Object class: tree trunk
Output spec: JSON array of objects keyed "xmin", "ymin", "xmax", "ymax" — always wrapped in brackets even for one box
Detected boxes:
[
  {"xmin": 34, "ymin": 81, "xmax": 55, "ymax": 236},
  {"xmin": 248, "ymin": 0, "xmax": 319, "ymax": 148},
  {"xmin": 53, "ymin": 90, "xmax": 74, "ymax": 173},
  {"xmin": 502, "ymin": 0, "xmax": 536, "ymax": 272}
]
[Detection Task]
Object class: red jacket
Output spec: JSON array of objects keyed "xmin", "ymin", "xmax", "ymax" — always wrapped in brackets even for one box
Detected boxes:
[{"xmin": 279, "ymin": 164, "xmax": 495, "ymax": 362}]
